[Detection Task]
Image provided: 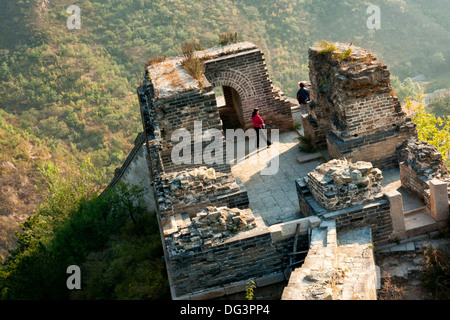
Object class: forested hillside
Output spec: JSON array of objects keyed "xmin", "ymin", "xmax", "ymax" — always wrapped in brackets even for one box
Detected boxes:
[{"xmin": 1, "ymin": 0, "xmax": 449, "ymax": 264}]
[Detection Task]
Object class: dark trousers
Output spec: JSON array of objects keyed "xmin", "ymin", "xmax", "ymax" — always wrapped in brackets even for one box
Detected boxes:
[{"xmin": 254, "ymin": 127, "xmax": 271, "ymax": 148}]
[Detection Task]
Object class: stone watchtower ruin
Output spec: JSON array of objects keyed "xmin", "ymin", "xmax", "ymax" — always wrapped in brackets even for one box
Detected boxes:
[
  {"xmin": 303, "ymin": 43, "xmax": 417, "ymax": 169},
  {"xmin": 108, "ymin": 42, "xmax": 306, "ymax": 300},
  {"xmin": 105, "ymin": 42, "xmax": 449, "ymax": 300}
]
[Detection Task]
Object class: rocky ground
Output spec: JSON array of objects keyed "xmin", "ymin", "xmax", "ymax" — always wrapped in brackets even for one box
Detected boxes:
[{"xmin": 376, "ymin": 237, "xmax": 450, "ymax": 300}]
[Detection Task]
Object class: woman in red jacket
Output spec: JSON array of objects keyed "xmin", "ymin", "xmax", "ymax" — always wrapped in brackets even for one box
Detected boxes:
[{"xmin": 252, "ymin": 108, "xmax": 271, "ymax": 148}]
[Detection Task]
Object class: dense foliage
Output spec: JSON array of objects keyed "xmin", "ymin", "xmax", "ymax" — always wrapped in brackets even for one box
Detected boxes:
[
  {"xmin": 0, "ymin": 160, "xmax": 169, "ymax": 300},
  {"xmin": 391, "ymin": 76, "xmax": 423, "ymax": 104},
  {"xmin": 405, "ymin": 96, "xmax": 450, "ymax": 166}
]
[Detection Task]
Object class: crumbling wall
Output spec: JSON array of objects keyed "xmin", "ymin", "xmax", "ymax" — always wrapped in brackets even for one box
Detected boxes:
[
  {"xmin": 397, "ymin": 139, "xmax": 450, "ymax": 209},
  {"xmin": 306, "ymin": 43, "xmax": 401, "ymax": 139},
  {"xmin": 305, "ymin": 159, "xmax": 383, "ymax": 211},
  {"xmin": 296, "ymin": 159, "xmax": 393, "ymax": 246},
  {"xmin": 303, "ymin": 42, "xmax": 417, "ymax": 168},
  {"xmin": 156, "ymin": 166, "xmax": 247, "ymax": 216}
]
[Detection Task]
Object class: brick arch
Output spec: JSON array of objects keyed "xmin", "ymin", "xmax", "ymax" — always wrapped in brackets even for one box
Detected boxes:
[
  {"xmin": 205, "ymin": 69, "xmax": 257, "ymax": 129},
  {"xmin": 205, "ymin": 69, "xmax": 256, "ymax": 100}
]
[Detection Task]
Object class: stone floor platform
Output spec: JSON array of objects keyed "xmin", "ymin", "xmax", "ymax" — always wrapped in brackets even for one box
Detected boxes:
[
  {"xmin": 230, "ymin": 129, "xmax": 323, "ymax": 226},
  {"xmin": 282, "ymin": 221, "xmax": 377, "ymax": 300}
]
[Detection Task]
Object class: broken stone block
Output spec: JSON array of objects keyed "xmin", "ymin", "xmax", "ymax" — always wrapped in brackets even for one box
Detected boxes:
[
  {"xmin": 306, "ymin": 158, "xmax": 383, "ymax": 210},
  {"xmin": 164, "ymin": 205, "xmax": 257, "ymax": 254}
]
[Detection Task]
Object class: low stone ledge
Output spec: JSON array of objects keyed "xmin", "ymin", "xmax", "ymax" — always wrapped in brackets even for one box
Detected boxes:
[
  {"xmin": 321, "ymin": 198, "xmax": 389, "ymax": 221},
  {"xmin": 174, "ymin": 271, "xmax": 287, "ymax": 300},
  {"xmin": 174, "ymin": 287, "xmax": 226, "ymax": 301},
  {"xmin": 255, "ymin": 272, "xmax": 286, "ymax": 287},
  {"xmin": 269, "ymin": 216, "xmax": 321, "ymax": 241}
]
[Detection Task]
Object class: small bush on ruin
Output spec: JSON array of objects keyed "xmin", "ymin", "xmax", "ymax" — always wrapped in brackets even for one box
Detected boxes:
[
  {"xmin": 335, "ymin": 48, "xmax": 353, "ymax": 61},
  {"xmin": 218, "ymin": 32, "xmax": 238, "ymax": 46},
  {"xmin": 316, "ymin": 40, "xmax": 337, "ymax": 55},
  {"xmin": 420, "ymin": 247, "xmax": 450, "ymax": 299},
  {"xmin": 292, "ymin": 122, "xmax": 302, "ymax": 131},
  {"xmin": 180, "ymin": 40, "xmax": 205, "ymax": 88},
  {"xmin": 245, "ymin": 280, "xmax": 256, "ymax": 300}
]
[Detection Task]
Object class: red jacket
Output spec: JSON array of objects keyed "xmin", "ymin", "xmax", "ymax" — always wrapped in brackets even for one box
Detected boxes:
[{"xmin": 252, "ymin": 114, "xmax": 264, "ymax": 128}]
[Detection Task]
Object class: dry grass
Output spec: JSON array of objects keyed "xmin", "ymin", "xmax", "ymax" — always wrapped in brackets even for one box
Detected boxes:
[
  {"xmin": 218, "ymin": 32, "xmax": 238, "ymax": 46},
  {"xmin": 180, "ymin": 40, "xmax": 205, "ymax": 89},
  {"xmin": 162, "ymin": 63, "xmax": 184, "ymax": 88},
  {"xmin": 145, "ymin": 56, "xmax": 166, "ymax": 68},
  {"xmin": 378, "ymin": 272, "xmax": 406, "ymax": 300}
]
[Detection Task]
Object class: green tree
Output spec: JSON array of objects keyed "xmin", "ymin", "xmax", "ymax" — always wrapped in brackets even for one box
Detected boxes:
[
  {"xmin": 405, "ymin": 95, "xmax": 450, "ymax": 167},
  {"xmin": 391, "ymin": 76, "xmax": 423, "ymax": 104},
  {"xmin": 0, "ymin": 159, "xmax": 169, "ymax": 300}
]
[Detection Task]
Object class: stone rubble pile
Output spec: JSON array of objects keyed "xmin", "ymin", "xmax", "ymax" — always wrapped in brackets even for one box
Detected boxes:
[
  {"xmin": 397, "ymin": 139, "xmax": 449, "ymax": 180},
  {"xmin": 166, "ymin": 206, "xmax": 257, "ymax": 254},
  {"xmin": 305, "ymin": 159, "xmax": 383, "ymax": 210},
  {"xmin": 156, "ymin": 166, "xmax": 240, "ymax": 212}
]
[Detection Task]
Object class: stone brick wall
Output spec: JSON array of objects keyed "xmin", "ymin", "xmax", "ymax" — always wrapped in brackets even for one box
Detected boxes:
[
  {"xmin": 322, "ymin": 199, "xmax": 393, "ymax": 246},
  {"xmin": 102, "ymin": 132, "xmax": 157, "ymax": 213},
  {"xmin": 333, "ymin": 93, "xmax": 404, "ymax": 140},
  {"xmin": 296, "ymin": 176, "xmax": 393, "ymax": 246},
  {"xmin": 203, "ymin": 45, "xmax": 294, "ymax": 132},
  {"xmin": 305, "ymin": 159, "xmax": 383, "ymax": 211},
  {"xmin": 307, "ymin": 43, "xmax": 395, "ymax": 141},
  {"xmin": 326, "ymin": 122, "xmax": 417, "ymax": 169},
  {"xmin": 167, "ymin": 228, "xmax": 309, "ymax": 298},
  {"xmin": 399, "ymin": 161, "xmax": 431, "ymax": 208},
  {"xmin": 302, "ymin": 114, "xmax": 329, "ymax": 148},
  {"xmin": 154, "ymin": 89, "xmax": 232, "ymax": 174},
  {"xmin": 397, "ymin": 139, "xmax": 450, "ymax": 210}
]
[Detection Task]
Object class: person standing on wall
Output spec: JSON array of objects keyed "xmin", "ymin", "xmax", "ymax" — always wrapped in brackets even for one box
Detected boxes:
[
  {"xmin": 297, "ymin": 82, "xmax": 310, "ymax": 114},
  {"xmin": 252, "ymin": 108, "xmax": 271, "ymax": 148}
]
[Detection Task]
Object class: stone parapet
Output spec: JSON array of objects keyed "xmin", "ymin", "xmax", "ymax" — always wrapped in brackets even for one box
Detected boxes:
[
  {"xmin": 165, "ymin": 216, "xmax": 318, "ymax": 298},
  {"xmin": 297, "ymin": 167, "xmax": 393, "ymax": 247},
  {"xmin": 304, "ymin": 159, "xmax": 383, "ymax": 211},
  {"xmin": 327, "ymin": 121, "xmax": 416, "ymax": 169},
  {"xmin": 397, "ymin": 139, "xmax": 450, "ymax": 211}
]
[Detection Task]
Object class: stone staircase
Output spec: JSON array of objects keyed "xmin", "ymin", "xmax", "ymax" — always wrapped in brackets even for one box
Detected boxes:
[{"xmin": 282, "ymin": 220, "xmax": 378, "ymax": 300}]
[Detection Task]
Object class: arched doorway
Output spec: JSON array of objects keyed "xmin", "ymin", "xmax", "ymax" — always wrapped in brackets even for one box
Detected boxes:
[{"xmin": 215, "ymin": 85, "xmax": 245, "ymax": 130}]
